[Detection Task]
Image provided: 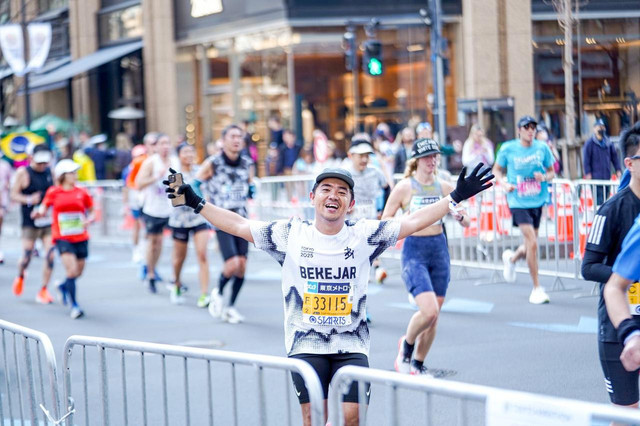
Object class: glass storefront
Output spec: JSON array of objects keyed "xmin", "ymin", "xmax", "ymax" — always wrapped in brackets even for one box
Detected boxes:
[
  {"xmin": 195, "ymin": 23, "xmax": 458, "ymax": 164},
  {"xmin": 533, "ymin": 18, "xmax": 640, "ymax": 137}
]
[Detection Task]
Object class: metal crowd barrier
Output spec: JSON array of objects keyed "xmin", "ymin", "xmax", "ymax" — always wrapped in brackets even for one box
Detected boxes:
[
  {"xmin": 63, "ymin": 335, "xmax": 325, "ymax": 426},
  {"xmin": 328, "ymin": 365, "xmax": 640, "ymax": 426},
  {"xmin": 0, "ymin": 319, "xmax": 64, "ymax": 425}
]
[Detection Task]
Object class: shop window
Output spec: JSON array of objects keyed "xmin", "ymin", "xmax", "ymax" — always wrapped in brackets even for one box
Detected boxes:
[
  {"xmin": 98, "ymin": 3, "xmax": 143, "ymax": 47},
  {"xmin": 291, "ymin": 25, "xmax": 433, "ymax": 147},
  {"xmin": 533, "ymin": 18, "xmax": 640, "ymax": 137},
  {"xmin": 38, "ymin": 0, "xmax": 68, "ymax": 14}
]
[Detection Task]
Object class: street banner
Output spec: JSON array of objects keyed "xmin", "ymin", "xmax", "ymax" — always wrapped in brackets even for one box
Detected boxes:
[
  {"xmin": 0, "ymin": 24, "xmax": 26, "ymax": 76},
  {"xmin": 26, "ymin": 23, "xmax": 52, "ymax": 72},
  {"xmin": 190, "ymin": 0, "xmax": 223, "ymax": 17}
]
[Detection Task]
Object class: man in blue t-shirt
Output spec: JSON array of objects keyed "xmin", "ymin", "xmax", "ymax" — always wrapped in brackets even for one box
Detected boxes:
[{"xmin": 493, "ymin": 115, "xmax": 555, "ymax": 304}]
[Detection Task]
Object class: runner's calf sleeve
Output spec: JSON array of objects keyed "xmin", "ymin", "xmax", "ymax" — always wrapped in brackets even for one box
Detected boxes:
[
  {"xmin": 66, "ymin": 277, "xmax": 78, "ymax": 307},
  {"xmin": 229, "ymin": 276, "xmax": 244, "ymax": 306},
  {"xmin": 616, "ymin": 318, "xmax": 640, "ymax": 344},
  {"xmin": 46, "ymin": 247, "xmax": 55, "ymax": 269}
]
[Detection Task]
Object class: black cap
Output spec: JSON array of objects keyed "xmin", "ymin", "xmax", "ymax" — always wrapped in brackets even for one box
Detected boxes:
[
  {"xmin": 411, "ymin": 138, "xmax": 440, "ymax": 159},
  {"xmin": 315, "ymin": 168, "xmax": 354, "ymax": 190},
  {"xmin": 517, "ymin": 115, "xmax": 538, "ymax": 128}
]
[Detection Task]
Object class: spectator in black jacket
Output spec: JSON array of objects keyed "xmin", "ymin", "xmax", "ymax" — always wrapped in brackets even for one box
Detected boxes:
[{"xmin": 583, "ymin": 118, "xmax": 622, "ymax": 204}]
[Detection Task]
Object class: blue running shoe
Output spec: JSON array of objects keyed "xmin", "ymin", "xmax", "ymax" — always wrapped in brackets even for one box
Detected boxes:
[
  {"xmin": 139, "ymin": 264, "xmax": 147, "ymax": 281},
  {"xmin": 57, "ymin": 281, "xmax": 68, "ymax": 306},
  {"xmin": 154, "ymin": 269, "xmax": 163, "ymax": 282}
]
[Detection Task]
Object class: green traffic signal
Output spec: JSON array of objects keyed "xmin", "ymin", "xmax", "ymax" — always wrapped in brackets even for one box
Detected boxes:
[{"xmin": 367, "ymin": 58, "xmax": 383, "ymax": 76}]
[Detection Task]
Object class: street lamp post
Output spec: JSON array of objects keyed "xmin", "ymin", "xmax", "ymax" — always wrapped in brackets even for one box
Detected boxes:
[{"xmin": 21, "ymin": 0, "xmax": 31, "ymax": 127}]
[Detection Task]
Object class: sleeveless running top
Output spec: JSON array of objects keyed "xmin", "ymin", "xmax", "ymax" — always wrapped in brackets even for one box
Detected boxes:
[
  {"xmin": 404, "ymin": 176, "xmax": 444, "ymax": 225},
  {"xmin": 141, "ymin": 154, "xmax": 172, "ymax": 218},
  {"xmin": 202, "ymin": 152, "xmax": 252, "ymax": 218},
  {"xmin": 21, "ymin": 166, "xmax": 53, "ymax": 228}
]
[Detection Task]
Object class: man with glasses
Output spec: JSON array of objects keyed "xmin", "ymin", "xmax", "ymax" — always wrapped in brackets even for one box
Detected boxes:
[
  {"xmin": 582, "ymin": 120, "xmax": 640, "ymax": 408},
  {"xmin": 583, "ymin": 118, "xmax": 622, "ymax": 205},
  {"xmin": 493, "ymin": 115, "xmax": 555, "ymax": 304},
  {"xmin": 9, "ymin": 144, "xmax": 56, "ymax": 303}
]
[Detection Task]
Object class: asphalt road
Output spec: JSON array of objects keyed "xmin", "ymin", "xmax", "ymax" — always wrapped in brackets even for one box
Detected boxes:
[{"xmin": 0, "ymin": 233, "xmax": 611, "ymax": 425}]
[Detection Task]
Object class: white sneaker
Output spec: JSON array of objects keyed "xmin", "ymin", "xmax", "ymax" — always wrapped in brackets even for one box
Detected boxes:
[
  {"xmin": 394, "ymin": 336, "xmax": 411, "ymax": 374},
  {"xmin": 222, "ymin": 307, "xmax": 245, "ymax": 324},
  {"xmin": 169, "ymin": 285, "xmax": 185, "ymax": 305},
  {"xmin": 502, "ymin": 249, "xmax": 517, "ymax": 283},
  {"xmin": 529, "ymin": 287, "xmax": 550, "ymax": 304},
  {"xmin": 410, "ymin": 363, "xmax": 434, "ymax": 377},
  {"xmin": 208, "ymin": 290, "xmax": 223, "ymax": 318},
  {"xmin": 131, "ymin": 245, "xmax": 142, "ymax": 263}
]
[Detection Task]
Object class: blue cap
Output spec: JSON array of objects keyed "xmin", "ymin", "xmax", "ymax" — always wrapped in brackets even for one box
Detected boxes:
[
  {"xmin": 315, "ymin": 168, "xmax": 354, "ymax": 190},
  {"xmin": 517, "ymin": 115, "xmax": 537, "ymax": 128},
  {"xmin": 594, "ymin": 118, "xmax": 606, "ymax": 127}
]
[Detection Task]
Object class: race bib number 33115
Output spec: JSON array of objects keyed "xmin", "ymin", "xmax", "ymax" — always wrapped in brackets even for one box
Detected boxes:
[{"xmin": 303, "ymin": 281, "xmax": 353, "ymax": 326}]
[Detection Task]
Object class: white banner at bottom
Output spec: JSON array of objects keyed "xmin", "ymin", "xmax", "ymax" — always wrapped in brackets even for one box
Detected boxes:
[{"xmin": 486, "ymin": 392, "xmax": 590, "ymax": 426}]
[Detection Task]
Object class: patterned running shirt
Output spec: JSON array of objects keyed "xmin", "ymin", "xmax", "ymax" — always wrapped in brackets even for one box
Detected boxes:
[{"xmin": 250, "ymin": 217, "xmax": 400, "ymax": 356}]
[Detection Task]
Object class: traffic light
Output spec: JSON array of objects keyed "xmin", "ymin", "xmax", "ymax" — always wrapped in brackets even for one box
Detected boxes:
[
  {"xmin": 363, "ymin": 40, "xmax": 383, "ymax": 76},
  {"xmin": 343, "ymin": 31, "xmax": 356, "ymax": 72}
]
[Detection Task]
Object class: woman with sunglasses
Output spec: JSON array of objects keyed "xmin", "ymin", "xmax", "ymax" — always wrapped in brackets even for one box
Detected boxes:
[
  {"xmin": 492, "ymin": 115, "xmax": 555, "ymax": 305},
  {"xmin": 382, "ymin": 138, "xmax": 471, "ymax": 376}
]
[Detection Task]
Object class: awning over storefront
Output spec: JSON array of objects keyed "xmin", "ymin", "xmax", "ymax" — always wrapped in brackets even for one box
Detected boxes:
[{"xmin": 28, "ymin": 39, "xmax": 143, "ymax": 93}]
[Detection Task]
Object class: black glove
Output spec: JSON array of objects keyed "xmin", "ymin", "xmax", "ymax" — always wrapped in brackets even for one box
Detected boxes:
[
  {"xmin": 163, "ymin": 168, "xmax": 203, "ymax": 210},
  {"xmin": 449, "ymin": 163, "xmax": 494, "ymax": 203}
]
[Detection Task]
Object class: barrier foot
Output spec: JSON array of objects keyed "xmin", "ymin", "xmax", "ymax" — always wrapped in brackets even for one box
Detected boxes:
[
  {"xmin": 474, "ymin": 269, "xmax": 508, "ymax": 286},
  {"xmin": 453, "ymin": 266, "xmax": 484, "ymax": 282},
  {"xmin": 548, "ymin": 276, "xmax": 580, "ymax": 293},
  {"xmin": 573, "ymin": 282, "xmax": 600, "ymax": 299}
]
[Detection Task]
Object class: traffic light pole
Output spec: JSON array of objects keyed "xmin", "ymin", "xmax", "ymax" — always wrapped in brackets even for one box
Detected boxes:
[
  {"xmin": 346, "ymin": 25, "xmax": 359, "ymax": 134},
  {"xmin": 429, "ymin": 0, "xmax": 446, "ymax": 145}
]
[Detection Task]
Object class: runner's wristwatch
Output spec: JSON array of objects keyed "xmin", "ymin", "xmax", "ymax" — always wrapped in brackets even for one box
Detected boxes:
[{"xmin": 194, "ymin": 199, "xmax": 206, "ymax": 214}]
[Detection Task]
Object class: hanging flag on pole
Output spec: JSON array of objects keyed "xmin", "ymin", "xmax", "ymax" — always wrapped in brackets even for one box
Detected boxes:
[
  {"xmin": 25, "ymin": 23, "xmax": 52, "ymax": 72},
  {"xmin": 0, "ymin": 24, "xmax": 26, "ymax": 75}
]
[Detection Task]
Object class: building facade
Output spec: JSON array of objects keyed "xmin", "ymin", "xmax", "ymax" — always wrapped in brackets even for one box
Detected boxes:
[{"xmin": 1, "ymin": 0, "xmax": 638, "ymax": 173}]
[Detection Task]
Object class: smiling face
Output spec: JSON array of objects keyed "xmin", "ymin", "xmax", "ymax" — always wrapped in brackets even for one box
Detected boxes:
[{"xmin": 310, "ymin": 178, "xmax": 355, "ymax": 224}]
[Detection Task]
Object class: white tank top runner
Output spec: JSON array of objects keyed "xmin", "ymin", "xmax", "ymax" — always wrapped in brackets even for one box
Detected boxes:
[{"xmin": 141, "ymin": 154, "xmax": 172, "ymax": 218}]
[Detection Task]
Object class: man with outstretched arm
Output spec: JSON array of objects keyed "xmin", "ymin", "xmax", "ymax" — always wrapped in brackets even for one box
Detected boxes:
[{"xmin": 164, "ymin": 164, "xmax": 493, "ymax": 426}]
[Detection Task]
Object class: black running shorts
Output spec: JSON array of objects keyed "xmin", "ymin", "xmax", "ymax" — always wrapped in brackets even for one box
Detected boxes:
[
  {"xmin": 56, "ymin": 240, "xmax": 89, "ymax": 260},
  {"xmin": 142, "ymin": 213, "xmax": 169, "ymax": 235},
  {"xmin": 510, "ymin": 206, "xmax": 543, "ymax": 229},
  {"xmin": 171, "ymin": 223, "xmax": 209, "ymax": 242},
  {"xmin": 289, "ymin": 353, "xmax": 370, "ymax": 404},
  {"xmin": 216, "ymin": 229, "xmax": 248, "ymax": 260},
  {"xmin": 599, "ymin": 340, "xmax": 640, "ymax": 406}
]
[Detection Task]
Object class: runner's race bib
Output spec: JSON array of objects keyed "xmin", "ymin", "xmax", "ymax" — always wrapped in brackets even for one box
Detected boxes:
[
  {"xmin": 33, "ymin": 205, "xmax": 52, "ymax": 228},
  {"xmin": 58, "ymin": 211, "xmax": 85, "ymax": 236},
  {"xmin": 409, "ymin": 195, "xmax": 440, "ymax": 214},
  {"xmin": 302, "ymin": 281, "xmax": 353, "ymax": 326},
  {"xmin": 516, "ymin": 176, "xmax": 541, "ymax": 197},
  {"xmin": 627, "ymin": 282, "xmax": 640, "ymax": 315}
]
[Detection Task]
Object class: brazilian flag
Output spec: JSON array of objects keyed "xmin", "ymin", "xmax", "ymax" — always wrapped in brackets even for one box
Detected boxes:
[{"xmin": 0, "ymin": 130, "xmax": 49, "ymax": 168}]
